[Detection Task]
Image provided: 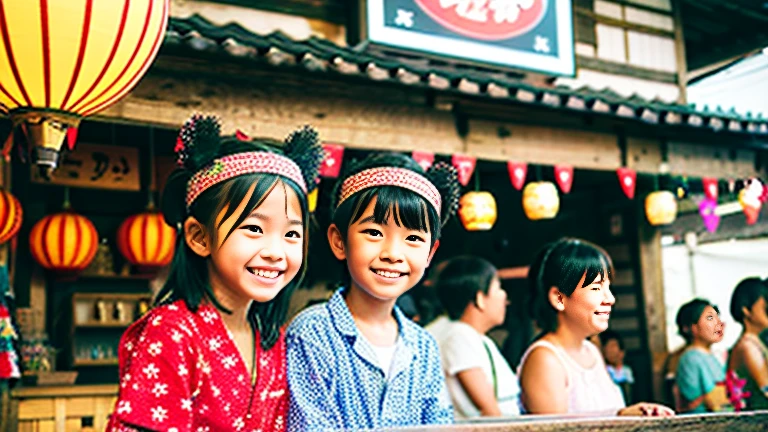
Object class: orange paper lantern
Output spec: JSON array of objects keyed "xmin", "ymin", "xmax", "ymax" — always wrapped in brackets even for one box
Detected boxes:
[
  {"xmin": 645, "ymin": 191, "xmax": 677, "ymax": 226},
  {"xmin": 29, "ymin": 211, "xmax": 98, "ymax": 274},
  {"xmin": 0, "ymin": 0, "xmax": 169, "ymax": 169},
  {"xmin": 117, "ymin": 211, "xmax": 175, "ymax": 271},
  {"xmin": 0, "ymin": 189, "xmax": 22, "ymax": 244},
  {"xmin": 523, "ymin": 182, "xmax": 560, "ymax": 220},
  {"xmin": 459, "ymin": 191, "xmax": 497, "ymax": 231}
]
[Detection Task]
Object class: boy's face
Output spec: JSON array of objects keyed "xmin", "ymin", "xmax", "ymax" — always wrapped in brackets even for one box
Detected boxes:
[
  {"xmin": 602, "ymin": 339, "xmax": 624, "ymax": 366},
  {"xmin": 329, "ymin": 197, "xmax": 439, "ymax": 303}
]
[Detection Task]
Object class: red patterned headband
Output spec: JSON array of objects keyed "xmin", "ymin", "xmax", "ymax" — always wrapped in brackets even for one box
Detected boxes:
[
  {"xmin": 338, "ymin": 167, "xmax": 441, "ymax": 212},
  {"xmin": 186, "ymin": 151, "xmax": 306, "ymax": 208}
]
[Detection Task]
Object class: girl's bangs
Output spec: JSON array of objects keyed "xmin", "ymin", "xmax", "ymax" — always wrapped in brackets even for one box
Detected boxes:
[
  {"xmin": 574, "ymin": 245, "xmax": 613, "ymax": 288},
  {"xmin": 351, "ymin": 186, "xmax": 432, "ymax": 233}
]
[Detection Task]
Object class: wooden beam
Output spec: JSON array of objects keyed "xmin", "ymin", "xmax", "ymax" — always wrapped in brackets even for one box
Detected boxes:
[
  {"xmin": 576, "ymin": 6, "xmax": 675, "ymax": 38},
  {"xmin": 671, "ymin": 0, "xmax": 688, "ymax": 103},
  {"xmin": 97, "ymin": 71, "xmax": 465, "ymax": 155},
  {"xmin": 576, "ymin": 56, "xmax": 678, "ymax": 84}
]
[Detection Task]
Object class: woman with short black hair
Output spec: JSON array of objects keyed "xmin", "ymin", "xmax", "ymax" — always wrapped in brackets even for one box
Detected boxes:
[
  {"xmin": 518, "ymin": 238, "xmax": 672, "ymax": 417},
  {"xmin": 728, "ymin": 277, "xmax": 768, "ymax": 410}
]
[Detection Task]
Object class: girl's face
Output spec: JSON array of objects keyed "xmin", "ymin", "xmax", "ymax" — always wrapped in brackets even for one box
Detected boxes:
[
  {"xmin": 692, "ymin": 306, "xmax": 725, "ymax": 345},
  {"xmin": 329, "ymin": 197, "xmax": 438, "ymax": 303},
  {"xmin": 208, "ymin": 181, "xmax": 304, "ymax": 304},
  {"xmin": 557, "ymin": 271, "xmax": 614, "ymax": 336}
]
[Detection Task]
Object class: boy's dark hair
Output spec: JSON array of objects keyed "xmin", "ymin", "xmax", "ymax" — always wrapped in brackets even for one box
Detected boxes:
[
  {"xmin": 158, "ymin": 120, "xmax": 322, "ymax": 350},
  {"xmin": 436, "ymin": 256, "xmax": 498, "ymax": 320},
  {"xmin": 599, "ymin": 329, "xmax": 624, "ymax": 351},
  {"xmin": 528, "ymin": 238, "xmax": 614, "ymax": 334},
  {"xmin": 676, "ymin": 298, "xmax": 719, "ymax": 344},
  {"xmin": 730, "ymin": 277, "xmax": 768, "ymax": 324},
  {"xmin": 329, "ymin": 153, "xmax": 460, "ymax": 248}
]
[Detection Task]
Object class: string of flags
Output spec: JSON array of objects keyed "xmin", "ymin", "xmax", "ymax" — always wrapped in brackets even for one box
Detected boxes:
[{"xmin": 308, "ymin": 143, "xmax": 767, "ymax": 233}]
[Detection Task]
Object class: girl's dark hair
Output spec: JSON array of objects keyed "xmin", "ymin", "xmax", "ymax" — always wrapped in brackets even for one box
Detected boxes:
[
  {"xmin": 436, "ymin": 256, "xmax": 498, "ymax": 320},
  {"xmin": 528, "ymin": 238, "xmax": 614, "ymax": 334},
  {"xmin": 676, "ymin": 298, "xmax": 719, "ymax": 344},
  {"xmin": 329, "ymin": 153, "xmax": 460, "ymax": 247},
  {"xmin": 158, "ymin": 116, "xmax": 323, "ymax": 350},
  {"xmin": 730, "ymin": 277, "xmax": 768, "ymax": 324}
]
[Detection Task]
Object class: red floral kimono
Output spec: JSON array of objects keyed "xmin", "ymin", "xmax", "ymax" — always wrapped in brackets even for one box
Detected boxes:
[{"xmin": 107, "ymin": 300, "xmax": 288, "ymax": 431}]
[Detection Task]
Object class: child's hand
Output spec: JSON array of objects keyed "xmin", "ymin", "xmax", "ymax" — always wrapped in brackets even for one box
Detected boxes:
[{"xmin": 618, "ymin": 402, "xmax": 675, "ymax": 417}]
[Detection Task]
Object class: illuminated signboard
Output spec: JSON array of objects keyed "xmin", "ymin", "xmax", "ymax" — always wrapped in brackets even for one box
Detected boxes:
[{"xmin": 360, "ymin": 0, "xmax": 575, "ymax": 76}]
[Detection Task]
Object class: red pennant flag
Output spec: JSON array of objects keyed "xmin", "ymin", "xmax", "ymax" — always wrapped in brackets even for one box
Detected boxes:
[
  {"xmin": 616, "ymin": 167, "xmax": 636, "ymax": 199},
  {"xmin": 235, "ymin": 130, "xmax": 250, "ymax": 141},
  {"xmin": 412, "ymin": 150, "xmax": 434, "ymax": 172},
  {"xmin": 507, "ymin": 161, "xmax": 527, "ymax": 191},
  {"xmin": 702, "ymin": 177, "xmax": 718, "ymax": 201},
  {"xmin": 452, "ymin": 154, "xmax": 476, "ymax": 187},
  {"xmin": 555, "ymin": 164, "xmax": 574, "ymax": 194},
  {"xmin": 320, "ymin": 143, "xmax": 344, "ymax": 178},
  {"xmin": 66, "ymin": 127, "xmax": 78, "ymax": 150}
]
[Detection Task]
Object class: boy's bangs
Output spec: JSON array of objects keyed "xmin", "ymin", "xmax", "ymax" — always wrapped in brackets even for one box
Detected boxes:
[{"xmin": 351, "ymin": 186, "xmax": 431, "ymax": 232}]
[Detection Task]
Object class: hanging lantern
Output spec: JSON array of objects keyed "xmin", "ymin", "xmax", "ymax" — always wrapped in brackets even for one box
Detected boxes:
[
  {"xmin": 0, "ymin": 0, "xmax": 169, "ymax": 170},
  {"xmin": 117, "ymin": 211, "xmax": 175, "ymax": 273},
  {"xmin": 523, "ymin": 182, "xmax": 559, "ymax": 220},
  {"xmin": 645, "ymin": 191, "xmax": 677, "ymax": 226},
  {"xmin": 0, "ymin": 190, "xmax": 22, "ymax": 244},
  {"xmin": 458, "ymin": 191, "xmax": 497, "ymax": 231},
  {"xmin": 739, "ymin": 178, "xmax": 764, "ymax": 225},
  {"xmin": 29, "ymin": 211, "xmax": 98, "ymax": 276}
]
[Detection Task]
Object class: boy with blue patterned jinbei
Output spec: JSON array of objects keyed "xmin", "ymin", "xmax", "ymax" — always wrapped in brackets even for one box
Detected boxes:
[{"xmin": 286, "ymin": 153, "xmax": 460, "ymax": 430}]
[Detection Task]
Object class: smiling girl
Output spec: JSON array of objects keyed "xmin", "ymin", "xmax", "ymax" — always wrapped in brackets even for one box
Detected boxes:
[
  {"xmin": 518, "ymin": 238, "xmax": 673, "ymax": 417},
  {"xmin": 107, "ymin": 115, "xmax": 323, "ymax": 431},
  {"xmin": 286, "ymin": 153, "xmax": 460, "ymax": 430}
]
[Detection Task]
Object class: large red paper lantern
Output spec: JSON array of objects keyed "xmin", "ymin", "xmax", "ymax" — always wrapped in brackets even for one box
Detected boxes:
[
  {"xmin": 117, "ymin": 211, "xmax": 175, "ymax": 272},
  {"xmin": 0, "ymin": 0, "xmax": 169, "ymax": 169},
  {"xmin": 29, "ymin": 211, "xmax": 98, "ymax": 274},
  {"xmin": 0, "ymin": 189, "xmax": 22, "ymax": 244}
]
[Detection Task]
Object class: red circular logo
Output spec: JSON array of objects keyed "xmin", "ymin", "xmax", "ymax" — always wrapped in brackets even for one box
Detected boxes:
[{"xmin": 414, "ymin": 0, "xmax": 548, "ymax": 41}]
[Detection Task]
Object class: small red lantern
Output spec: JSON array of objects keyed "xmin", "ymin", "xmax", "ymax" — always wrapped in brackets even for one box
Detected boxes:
[
  {"xmin": 458, "ymin": 191, "xmax": 497, "ymax": 231},
  {"xmin": 117, "ymin": 211, "xmax": 175, "ymax": 273},
  {"xmin": 29, "ymin": 211, "xmax": 98, "ymax": 276},
  {"xmin": 0, "ymin": 189, "xmax": 22, "ymax": 244}
]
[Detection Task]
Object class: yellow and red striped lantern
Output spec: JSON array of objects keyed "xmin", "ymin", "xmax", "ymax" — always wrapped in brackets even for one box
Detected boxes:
[
  {"xmin": 0, "ymin": 0, "xmax": 169, "ymax": 169},
  {"xmin": 0, "ymin": 189, "xmax": 22, "ymax": 244},
  {"xmin": 29, "ymin": 211, "xmax": 98, "ymax": 274},
  {"xmin": 116, "ymin": 211, "xmax": 175, "ymax": 272}
]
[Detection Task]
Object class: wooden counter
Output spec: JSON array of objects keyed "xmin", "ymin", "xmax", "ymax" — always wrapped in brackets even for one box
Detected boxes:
[{"xmin": 8, "ymin": 384, "xmax": 118, "ymax": 432}]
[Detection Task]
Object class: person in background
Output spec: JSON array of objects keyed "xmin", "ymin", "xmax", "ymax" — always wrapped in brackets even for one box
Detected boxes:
[
  {"xmin": 518, "ymin": 238, "xmax": 673, "ymax": 417},
  {"xmin": 599, "ymin": 329, "xmax": 634, "ymax": 403},
  {"xmin": 675, "ymin": 298, "xmax": 729, "ymax": 413},
  {"xmin": 728, "ymin": 278, "xmax": 768, "ymax": 410},
  {"xmin": 434, "ymin": 256, "xmax": 520, "ymax": 418}
]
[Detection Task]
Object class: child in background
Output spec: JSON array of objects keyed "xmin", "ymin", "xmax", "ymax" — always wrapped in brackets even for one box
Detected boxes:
[
  {"xmin": 108, "ymin": 115, "xmax": 323, "ymax": 431},
  {"xmin": 286, "ymin": 153, "xmax": 460, "ymax": 430},
  {"xmin": 600, "ymin": 329, "xmax": 634, "ymax": 403}
]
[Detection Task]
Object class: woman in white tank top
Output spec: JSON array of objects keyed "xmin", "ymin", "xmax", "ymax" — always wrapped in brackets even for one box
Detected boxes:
[{"xmin": 517, "ymin": 238, "xmax": 674, "ymax": 417}]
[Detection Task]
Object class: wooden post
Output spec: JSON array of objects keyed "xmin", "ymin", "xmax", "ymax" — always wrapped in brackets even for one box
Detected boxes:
[
  {"xmin": 637, "ymin": 212, "xmax": 669, "ymax": 402},
  {"xmin": 672, "ymin": 0, "xmax": 689, "ymax": 104}
]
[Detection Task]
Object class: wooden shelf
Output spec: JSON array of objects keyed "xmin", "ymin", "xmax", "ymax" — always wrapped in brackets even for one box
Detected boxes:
[
  {"xmin": 73, "ymin": 358, "xmax": 119, "ymax": 367},
  {"xmin": 75, "ymin": 321, "xmax": 131, "ymax": 329}
]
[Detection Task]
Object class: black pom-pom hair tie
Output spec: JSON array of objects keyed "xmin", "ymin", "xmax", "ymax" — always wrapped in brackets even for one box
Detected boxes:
[{"xmin": 162, "ymin": 114, "xmax": 324, "ymax": 228}]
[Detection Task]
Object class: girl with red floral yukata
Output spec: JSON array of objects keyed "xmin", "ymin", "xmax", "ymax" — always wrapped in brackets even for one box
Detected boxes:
[{"xmin": 107, "ymin": 115, "xmax": 323, "ymax": 432}]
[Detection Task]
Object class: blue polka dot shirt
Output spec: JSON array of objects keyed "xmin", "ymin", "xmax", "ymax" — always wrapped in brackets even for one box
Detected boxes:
[{"xmin": 286, "ymin": 288, "xmax": 454, "ymax": 431}]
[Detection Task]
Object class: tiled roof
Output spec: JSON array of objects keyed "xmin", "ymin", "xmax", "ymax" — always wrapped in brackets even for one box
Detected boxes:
[{"xmin": 165, "ymin": 15, "xmax": 768, "ymax": 137}]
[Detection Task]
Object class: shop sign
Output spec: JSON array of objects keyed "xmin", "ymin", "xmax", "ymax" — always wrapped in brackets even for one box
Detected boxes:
[
  {"xmin": 31, "ymin": 143, "xmax": 140, "ymax": 191},
  {"xmin": 360, "ymin": 0, "xmax": 574, "ymax": 75}
]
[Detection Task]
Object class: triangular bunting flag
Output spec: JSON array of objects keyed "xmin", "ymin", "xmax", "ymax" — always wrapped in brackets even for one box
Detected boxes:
[
  {"xmin": 507, "ymin": 161, "xmax": 527, "ymax": 191},
  {"xmin": 452, "ymin": 154, "xmax": 476, "ymax": 187},
  {"xmin": 412, "ymin": 150, "xmax": 434, "ymax": 172},
  {"xmin": 616, "ymin": 167, "xmax": 636, "ymax": 199},
  {"xmin": 554, "ymin": 164, "xmax": 574, "ymax": 194},
  {"xmin": 320, "ymin": 143, "xmax": 344, "ymax": 178}
]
